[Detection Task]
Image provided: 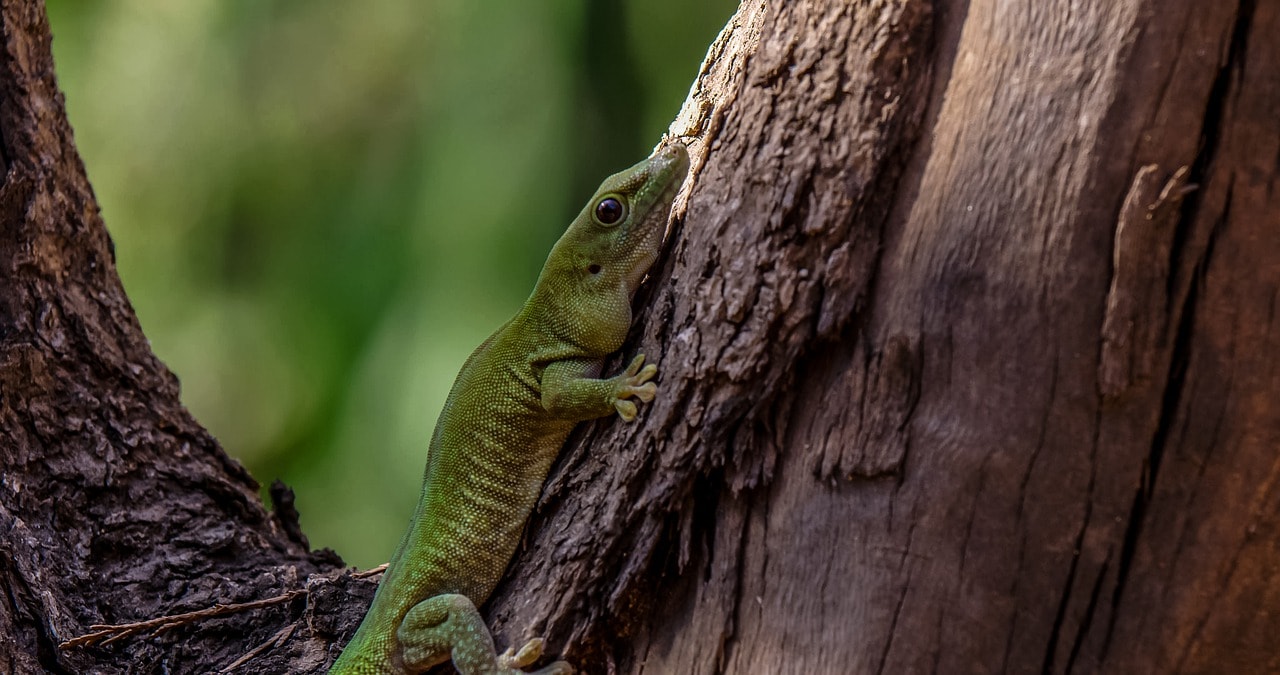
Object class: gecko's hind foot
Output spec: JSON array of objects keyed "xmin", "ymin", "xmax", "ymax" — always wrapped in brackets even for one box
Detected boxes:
[
  {"xmin": 498, "ymin": 637, "xmax": 573, "ymax": 674},
  {"xmin": 499, "ymin": 637, "xmax": 544, "ymax": 669}
]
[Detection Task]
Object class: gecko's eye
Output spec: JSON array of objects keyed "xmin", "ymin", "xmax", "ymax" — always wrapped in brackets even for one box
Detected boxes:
[
  {"xmin": 594, "ymin": 197, "xmax": 626, "ymax": 225},
  {"xmin": 587, "ymin": 263, "xmax": 602, "ymax": 275}
]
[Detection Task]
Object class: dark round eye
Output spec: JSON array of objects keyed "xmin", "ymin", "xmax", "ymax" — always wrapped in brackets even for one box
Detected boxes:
[
  {"xmin": 594, "ymin": 197, "xmax": 625, "ymax": 224},
  {"xmin": 587, "ymin": 263, "xmax": 602, "ymax": 275}
]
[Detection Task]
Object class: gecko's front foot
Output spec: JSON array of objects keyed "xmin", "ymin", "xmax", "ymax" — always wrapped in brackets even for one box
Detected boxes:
[{"xmin": 611, "ymin": 354, "xmax": 658, "ymax": 421}]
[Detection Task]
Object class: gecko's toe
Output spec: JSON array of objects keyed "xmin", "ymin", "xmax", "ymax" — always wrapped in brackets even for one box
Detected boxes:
[
  {"xmin": 499, "ymin": 637, "xmax": 545, "ymax": 669},
  {"xmin": 615, "ymin": 399, "xmax": 639, "ymax": 421}
]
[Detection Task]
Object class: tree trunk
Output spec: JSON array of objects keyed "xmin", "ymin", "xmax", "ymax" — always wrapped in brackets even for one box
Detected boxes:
[
  {"xmin": 2, "ymin": 0, "xmax": 1277, "ymax": 674},
  {"xmin": 0, "ymin": 2, "xmax": 344, "ymax": 673}
]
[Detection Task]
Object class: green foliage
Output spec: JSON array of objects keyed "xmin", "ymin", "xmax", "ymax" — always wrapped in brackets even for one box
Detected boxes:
[{"xmin": 46, "ymin": 0, "xmax": 734, "ymax": 567}]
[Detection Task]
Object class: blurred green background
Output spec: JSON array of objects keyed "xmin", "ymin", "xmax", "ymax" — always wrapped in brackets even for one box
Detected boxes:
[{"xmin": 45, "ymin": 0, "xmax": 734, "ymax": 567}]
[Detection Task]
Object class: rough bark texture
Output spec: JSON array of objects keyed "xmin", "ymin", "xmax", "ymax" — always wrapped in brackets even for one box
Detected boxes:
[
  {"xmin": 490, "ymin": 1, "xmax": 1280, "ymax": 673},
  {"xmin": 0, "ymin": 3, "xmax": 344, "ymax": 674},
  {"xmin": 1, "ymin": 0, "xmax": 1278, "ymax": 673}
]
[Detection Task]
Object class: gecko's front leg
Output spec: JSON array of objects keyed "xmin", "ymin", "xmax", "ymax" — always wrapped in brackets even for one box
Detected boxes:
[{"xmin": 541, "ymin": 354, "xmax": 658, "ymax": 423}]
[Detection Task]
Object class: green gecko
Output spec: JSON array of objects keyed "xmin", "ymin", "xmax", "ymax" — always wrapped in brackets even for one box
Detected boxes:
[{"xmin": 329, "ymin": 143, "xmax": 689, "ymax": 675}]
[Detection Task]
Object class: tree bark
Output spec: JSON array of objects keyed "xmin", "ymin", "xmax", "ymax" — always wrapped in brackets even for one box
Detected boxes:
[
  {"xmin": 0, "ymin": 3, "xmax": 343, "ymax": 673},
  {"xmin": 489, "ymin": 1, "xmax": 1280, "ymax": 673},
  {"xmin": 2, "ymin": 0, "xmax": 1278, "ymax": 674}
]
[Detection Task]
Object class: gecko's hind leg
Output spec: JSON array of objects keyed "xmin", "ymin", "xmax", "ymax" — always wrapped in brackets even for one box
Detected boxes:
[{"xmin": 399, "ymin": 594, "xmax": 573, "ymax": 674}]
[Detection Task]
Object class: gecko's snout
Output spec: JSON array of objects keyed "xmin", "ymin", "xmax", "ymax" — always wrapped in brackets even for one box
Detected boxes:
[
  {"xmin": 653, "ymin": 142, "xmax": 690, "ymax": 175},
  {"xmin": 640, "ymin": 143, "xmax": 689, "ymax": 204}
]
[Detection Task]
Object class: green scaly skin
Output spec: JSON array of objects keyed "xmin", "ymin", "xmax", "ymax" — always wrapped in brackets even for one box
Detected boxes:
[{"xmin": 329, "ymin": 143, "xmax": 689, "ymax": 675}]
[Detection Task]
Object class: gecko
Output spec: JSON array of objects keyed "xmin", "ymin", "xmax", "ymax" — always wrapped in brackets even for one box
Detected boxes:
[{"xmin": 329, "ymin": 142, "xmax": 689, "ymax": 674}]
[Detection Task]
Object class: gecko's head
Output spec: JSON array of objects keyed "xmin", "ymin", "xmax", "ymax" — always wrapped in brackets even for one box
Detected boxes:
[{"xmin": 548, "ymin": 143, "xmax": 689, "ymax": 299}]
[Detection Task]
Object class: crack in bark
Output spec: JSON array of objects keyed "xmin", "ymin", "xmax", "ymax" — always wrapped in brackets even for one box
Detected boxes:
[
  {"xmin": 1064, "ymin": 549, "xmax": 1111, "ymax": 673},
  {"xmin": 872, "ymin": 577, "xmax": 911, "ymax": 675},
  {"xmin": 1042, "ymin": 497, "xmax": 1092, "ymax": 674},
  {"xmin": 714, "ymin": 495, "xmax": 752, "ymax": 675}
]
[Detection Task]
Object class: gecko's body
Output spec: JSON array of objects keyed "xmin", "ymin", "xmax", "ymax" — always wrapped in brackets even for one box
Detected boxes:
[{"xmin": 329, "ymin": 144, "xmax": 688, "ymax": 675}]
